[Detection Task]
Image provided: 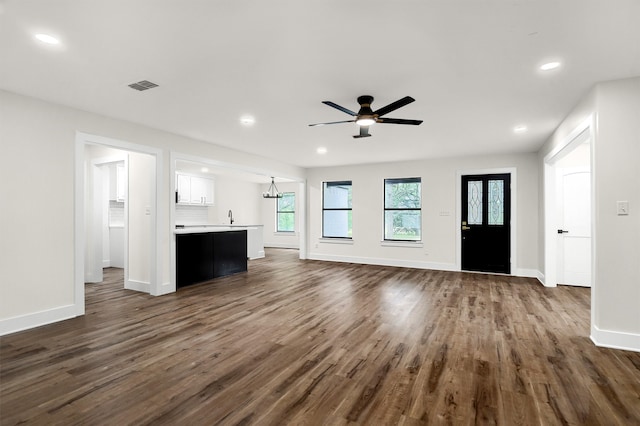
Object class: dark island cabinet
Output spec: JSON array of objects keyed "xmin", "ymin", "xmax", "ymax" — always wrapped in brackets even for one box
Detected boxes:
[{"xmin": 176, "ymin": 230, "xmax": 247, "ymax": 288}]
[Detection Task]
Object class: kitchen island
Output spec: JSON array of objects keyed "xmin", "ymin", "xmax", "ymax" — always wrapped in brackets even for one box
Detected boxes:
[
  {"xmin": 197, "ymin": 224, "xmax": 265, "ymax": 259},
  {"xmin": 175, "ymin": 227, "xmax": 248, "ymax": 288}
]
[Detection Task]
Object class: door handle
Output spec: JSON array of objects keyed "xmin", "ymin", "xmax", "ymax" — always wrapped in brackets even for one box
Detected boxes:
[
  {"xmin": 462, "ymin": 226, "xmax": 471, "ymax": 231},
  {"xmin": 557, "ymin": 229, "xmax": 569, "ymax": 234}
]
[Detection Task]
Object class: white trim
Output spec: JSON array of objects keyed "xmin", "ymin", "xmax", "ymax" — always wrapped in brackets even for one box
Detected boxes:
[
  {"xmin": 159, "ymin": 281, "xmax": 174, "ymax": 296},
  {"xmin": 591, "ymin": 325, "xmax": 640, "ymax": 353},
  {"xmin": 536, "ymin": 270, "xmax": 547, "ymax": 286},
  {"xmin": 308, "ymin": 253, "xmax": 457, "ymax": 272},
  {"xmin": 380, "ymin": 241, "xmax": 424, "ymax": 248},
  {"xmin": 126, "ymin": 279, "xmax": 151, "ymax": 293},
  {"xmin": 273, "ymin": 231, "xmax": 298, "ymax": 236},
  {"xmin": 264, "ymin": 243, "xmax": 300, "ymax": 249},
  {"xmin": 514, "ymin": 268, "xmax": 540, "ymax": 279},
  {"xmin": 307, "ymin": 254, "xmax": 542, "ymax": 282},
  {"xmin": 319, "ymin": 238, "xmax": 354, "ymax": 245},
  {"xmin": 543, "ymin": 117, "xmax": 592, "ymax": 163},
  {"xmin": 456, "ymin": 167, "xmax": 517, "ymax": 274},
  {"xmin": 0, "ymin": 305, "xmax": 77, "ymax": 336},
  {"xmin": 298, "ymin": 181, "xmax": 307, "ymax": 260}
]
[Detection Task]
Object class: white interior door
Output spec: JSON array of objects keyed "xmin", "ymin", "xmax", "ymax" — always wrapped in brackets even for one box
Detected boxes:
[{"xmin": 557, "ymin": 168, "xmax": 591, "ymax": 287}]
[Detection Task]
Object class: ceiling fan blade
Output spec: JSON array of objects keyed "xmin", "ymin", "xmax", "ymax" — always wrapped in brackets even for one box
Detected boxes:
[
  {"xmin": 377, "ymin": 117, "xmax": 423, "ymax": 125},
  {"xmin": 353, "ymin": 126, "xmax": 371, "ymax": 138},
  {"xmin": 308, "ymin": 119, "xmax": 356, "ymax": 127},
  {"xmin": 373, "ymin": 96, "xmax": 415, "ymax": 117},
  {"xmin": 322, "ymin": 101, "xmax": 358, "ymax": 116}
]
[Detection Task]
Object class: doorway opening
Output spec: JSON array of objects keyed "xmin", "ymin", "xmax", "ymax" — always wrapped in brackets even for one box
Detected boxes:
[
  {"xmin": 85, "ymin": 148, "xmax": 127, "ymax": 286},
  {"xmin": 544, "ymin": 120, "xmax": 593, "ymax": 288},
  {"xmin": 74, "ymin": 132, "xmax": 163, "ymax": 316}
]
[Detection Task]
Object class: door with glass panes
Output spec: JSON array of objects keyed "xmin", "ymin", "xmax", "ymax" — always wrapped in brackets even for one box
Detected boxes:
[{"xmin": 461, "ymin": 173, "xmax": 511, "ymax": 274}]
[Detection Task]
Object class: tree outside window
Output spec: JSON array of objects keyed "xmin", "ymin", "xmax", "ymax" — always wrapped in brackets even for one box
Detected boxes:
[
  {"xmin": 384, "ymin": 177, "xmax": 421, "ymax": 241},
  {"xmin": 277, "ymin": 192, "xmax": 295, "ymax": 232}
]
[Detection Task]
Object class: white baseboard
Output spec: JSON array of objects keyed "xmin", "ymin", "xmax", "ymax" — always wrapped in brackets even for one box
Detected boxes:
[
  {"xmin": 0, "ymin": 304, "xmax": 78, "ymax": 336},
  {"xmin": 591, "ymin": 325, "xmax": 640, "ymax": 353},
  {"xmin": 308, "ymin": 254, "xmax": 547, "ymax": 282},
  {"xmin": 514, "ymin": 268, "xmax": 539, "ymax": 279},
  {"xmin": 307, "ymin": 252, "xmax": 457, "ymax": 272},
  {"xmin": 126, "ymin": 279, "xmax": 150, "ymax": 293},
  {"xmin": 102, "ymin": 259, "xmax": 110, "ymax": 268},
  {"xmin": 249, "ymin": 250, "xmax": 265, "ymax": 260},
  {"xmin": 265, "ymin": 243, "xmax": 300, "ymax": 249},
  {"xmin": 157, "ymin": 281, "xmax": 175, "ymax": 296},
  {"xmin": 536, "ymin": 270, "xmax": 546, "ymax": 286}
]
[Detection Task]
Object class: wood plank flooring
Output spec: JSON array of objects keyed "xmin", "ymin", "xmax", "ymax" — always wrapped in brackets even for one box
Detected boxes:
[{"xmin": 1, "ymin": 248, "xmax": 639, "ymax": 425}]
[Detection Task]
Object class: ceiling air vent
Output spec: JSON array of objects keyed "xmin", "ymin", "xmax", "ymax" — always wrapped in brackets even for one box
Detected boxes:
[{"xmin": 128, "ymin": 80, "xmax": 159, "ymax": 91}]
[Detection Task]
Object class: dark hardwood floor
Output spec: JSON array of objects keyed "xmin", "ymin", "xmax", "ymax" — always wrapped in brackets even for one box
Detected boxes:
[{"xmin": 1, "ymin": 248, "xmax": 639, "ymax": 425}]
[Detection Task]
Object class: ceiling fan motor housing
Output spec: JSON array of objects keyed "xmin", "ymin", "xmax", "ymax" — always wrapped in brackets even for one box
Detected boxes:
[{"xmin": 357, "ymin": 95, "xmax": 375, "ymax": 121}]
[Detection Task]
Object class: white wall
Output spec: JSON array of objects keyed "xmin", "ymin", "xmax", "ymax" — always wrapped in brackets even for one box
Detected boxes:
[
  {"xmin": 262, "ymin": 182, "xmax": 301, "ymax": 249},
  {"xmin": 538, "ymin": 76, "xmax": 640, "ymax": 351},
  {"xmin": 0, "ymin": 89, "xmax": 304, "ymax": 334},
  {"xmin": 208, "ymin": 175, "xmax": 262, "ymax": 225},
  {"xmin": 593, "ymin": 78, "xmax": 640, "ymax": 347},
  {"xmin": 306, "ymin": 153, "xmax": 539, "ymax": 273}
]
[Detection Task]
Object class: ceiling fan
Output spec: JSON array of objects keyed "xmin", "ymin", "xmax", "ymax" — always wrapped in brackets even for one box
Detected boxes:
[{"xmin": 309, "ymin": 95, "xmax": 423, "ymax": 138}]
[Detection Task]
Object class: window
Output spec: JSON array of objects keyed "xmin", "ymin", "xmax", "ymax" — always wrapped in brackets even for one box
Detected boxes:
[
  {"xmin": 384, "ymin": 177, "xmax": 421, "ymax": 241},
  {"xmin": 276, "ymin": 192, "xmax": 295, "ymax": 232},
  {"xmin": 322, "ymin": 181, "xmax": 352, "ymax": 238}
]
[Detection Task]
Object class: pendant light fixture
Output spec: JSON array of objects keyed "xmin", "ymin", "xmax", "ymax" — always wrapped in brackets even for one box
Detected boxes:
[{"xmin": 263, "ymin": 177, "xmax": 283, "ymax": 199}]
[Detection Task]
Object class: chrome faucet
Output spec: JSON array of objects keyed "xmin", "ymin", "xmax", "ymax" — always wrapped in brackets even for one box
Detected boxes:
[{"xmin": 228, "ymin": 210, "xmax": 234, "ymax": 224}]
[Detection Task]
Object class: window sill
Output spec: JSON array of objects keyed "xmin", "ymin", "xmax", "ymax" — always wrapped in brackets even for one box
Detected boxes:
[
  {"xmin": 380, "ymin": 240, "xmax": 424, "ymax": 248},
  {"xmin": 274, "ymin": 231, "xmax": 297, "ymax": 236},
  {"xmin": 319, "ymin": 238, "xmax": 354, "ymax": 245}
]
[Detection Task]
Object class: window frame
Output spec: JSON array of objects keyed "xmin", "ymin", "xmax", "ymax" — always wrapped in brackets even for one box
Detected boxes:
[
  {"xmin": 322, "ymin": 180, "xmax": 353, "ymax": 239},
  {"xmin": 276, "ymin": 192, "xmax": 295, "ymax": 233},
  {"xmin": 383, "ymin": 177, "xmax": 422, "ymax": 242}
]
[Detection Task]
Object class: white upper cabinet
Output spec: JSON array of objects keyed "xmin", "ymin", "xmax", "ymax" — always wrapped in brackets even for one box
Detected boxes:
[
  {"xmin": 108, "ymin": 162, "xmax": 126, "ymax": 202},
  {"xmin": 177, "ymin": 174, "xmax": 191, "ymax": 204},
  {"xmin": 176, "ymin": 173, "xmax": 215, "ymax": 206}
]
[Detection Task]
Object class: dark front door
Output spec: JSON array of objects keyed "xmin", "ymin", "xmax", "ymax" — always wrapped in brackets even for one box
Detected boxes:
[{"xmin": 461, "ymin": 173, "xmax": 511, "ymax": 274}]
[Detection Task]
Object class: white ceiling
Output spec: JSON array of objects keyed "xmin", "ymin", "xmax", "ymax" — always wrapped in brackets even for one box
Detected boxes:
[
  {"xmin": 1, "ymin": 0, "xmax": 639, "ymax": 168},
  {"xmin": 176, "ymin": 160, "xmax": 293, "ymax": 184}
]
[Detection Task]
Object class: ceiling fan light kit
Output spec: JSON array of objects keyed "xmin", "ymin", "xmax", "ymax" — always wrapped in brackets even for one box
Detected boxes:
[{"xmin": 309, "ymin": 95, "xmax": 423, "ymax": 138}]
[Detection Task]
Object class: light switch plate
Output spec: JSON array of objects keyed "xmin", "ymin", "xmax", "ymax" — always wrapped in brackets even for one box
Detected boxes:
[{"xmin": 617, "ymin": 201, "xmax": 629, "ymax": 215}]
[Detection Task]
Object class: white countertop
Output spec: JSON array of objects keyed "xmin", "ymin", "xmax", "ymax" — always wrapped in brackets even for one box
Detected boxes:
[{"xmin": 174, "ymin": 224, "xmax": 263, "ymax": 234}]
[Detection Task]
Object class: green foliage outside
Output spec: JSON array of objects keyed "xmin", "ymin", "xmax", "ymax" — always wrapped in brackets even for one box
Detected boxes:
[
  {"xmin": 277, "ymin": 193, "xmax": 295, "ymax": 232},
  {"xmin": 385, "ymin": 181, "xmax": 421, "ymax": 240}
]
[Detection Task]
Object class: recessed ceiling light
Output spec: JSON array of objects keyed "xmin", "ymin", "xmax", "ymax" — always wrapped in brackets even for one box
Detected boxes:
[
  {"xmin": 34, "ymin": 33, "xmax": 60, "ymax": 45},
  {"xmin": 240, "ymin": 116, "xmax": 255, "ymax": 126},
  {"xmin": 540, "ymin": 61, "xmax": 561, "ymax": 71},
  {"xmin": 514, "ymin": 125, "xmax": 528, "ymax": 133},
  {"xmin": 317, "ymin": 147, "xmax": 327, "ymax": 154},
  {"xmin": 200, "ymin": 167, "xmax": 209, "ymax": 173}
]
